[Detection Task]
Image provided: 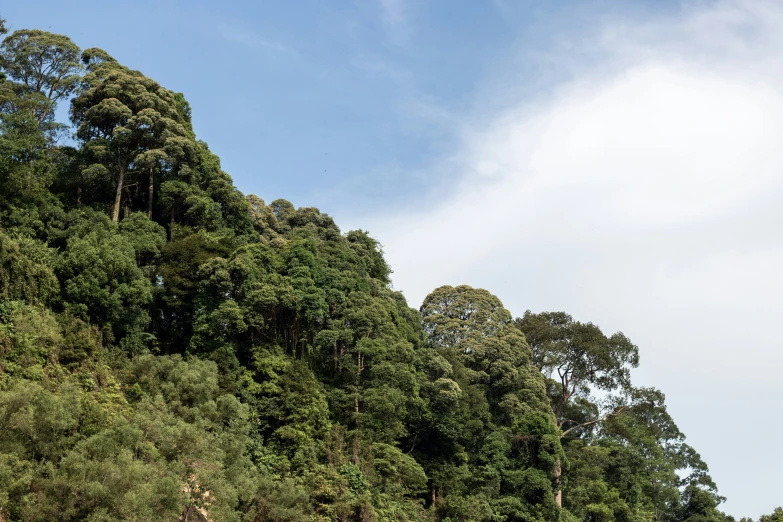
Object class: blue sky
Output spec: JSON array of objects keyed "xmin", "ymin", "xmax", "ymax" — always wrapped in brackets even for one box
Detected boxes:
[
  {"xmin": 4, "ymin": 1, "xmax": 782, "ymax": 519},
  {"xmin": 5, "ymin": 0, "xmax": 679, "ymax": 214}
]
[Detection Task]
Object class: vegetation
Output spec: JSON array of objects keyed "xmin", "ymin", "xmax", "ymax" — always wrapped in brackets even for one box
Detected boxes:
[{"xmin": 0, "ymin": 16, "xmax": 769, "ymax": 521}]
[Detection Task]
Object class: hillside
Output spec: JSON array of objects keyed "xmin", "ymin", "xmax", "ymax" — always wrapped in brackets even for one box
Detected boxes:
[{"xmin": 0, "ymin": 17, "xmax": 767, "ymax": 522}]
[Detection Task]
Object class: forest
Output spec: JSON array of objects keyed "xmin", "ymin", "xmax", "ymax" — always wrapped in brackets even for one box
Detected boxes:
[{"xmin": 0, "ymin": 16, "xmax": 777, "ymax": 522}]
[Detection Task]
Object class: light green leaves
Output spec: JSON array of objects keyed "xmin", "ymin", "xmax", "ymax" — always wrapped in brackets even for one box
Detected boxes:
[{"xmin": 0, "ymin": 29, "xmax": 82, "ymax": 121}]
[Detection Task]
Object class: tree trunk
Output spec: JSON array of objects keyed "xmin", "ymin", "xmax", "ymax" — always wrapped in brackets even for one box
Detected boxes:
[
  {"xmin": 112, "ymin": 163, "xmax": 126, "ymax": 222},
  {"xmin": 147, "ymin": 169, "xmax": 154, "ymax": 218},
  {"xmin": 554, "ymin": 458, "xmax": 562, "ymax": 508}
]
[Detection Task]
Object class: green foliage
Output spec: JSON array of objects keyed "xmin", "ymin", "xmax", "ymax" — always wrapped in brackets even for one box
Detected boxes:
[
  {"xmin": 516, "ymin": 310, "xmax": 639, "ymax": 436},
  {"xmin": 419, "ymin": 285, "xmax": 562, "ymax": 522},
  {"xmin": 0, "ymin": 29, "xmax": 80, "ymax": 210},
  {"xmin": 0, "ymin": 29, "xmax": 82, "ymax": 104},
  {"xmin": 118, "ymin": 211, "xmax": 166, "ymax": 264},
  {"xmin": 54, "ymin": 210, "xmax": 153, "ymax": 348},
  {"xmin": 0, "ymin": 231, "xmax": 58, "ymax": 303},
  {"xmin": 0, "ymin": 301, "xmax": 61, "ymax": 379},
  {"xmin": 759, "ymin": 508, "xmax": 783, "ymax": 522}
]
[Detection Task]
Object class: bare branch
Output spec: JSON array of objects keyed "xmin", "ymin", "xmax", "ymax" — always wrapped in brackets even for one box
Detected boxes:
[{"xmin": 560, "ymin": 405, "xmax": 628, "ymax": 438}]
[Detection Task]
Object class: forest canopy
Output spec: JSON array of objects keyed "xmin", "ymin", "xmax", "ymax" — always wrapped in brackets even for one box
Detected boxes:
[{"xmin": 0, "ymin": 16, "xmax": 770, "ymax": 522}]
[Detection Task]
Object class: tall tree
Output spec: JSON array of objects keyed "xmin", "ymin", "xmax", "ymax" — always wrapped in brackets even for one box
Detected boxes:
[
  {"xmin": 0, "ymin": 30, "xmax": 80, "ymax": 206},
  {"xmin": 563, "ymin": 386, "xmax": 724, "ymax": 520},
  {"xmin": 421, "ymin": 285, "xmax": 562, "ymax": 521},
  {"xmin": 515, "ymin": 311, "xmax": 639, "ymax": 436},
  {"xmin": 0, "ymin": 29, "xmax": 82, "ymax": 124},
  {"xmin": 70, "ymin": 49, "xmax": 193, "ymax": 222},
  {"xmin": 515, "ymin": 311, "xmax": 639, "ymax": 507}
]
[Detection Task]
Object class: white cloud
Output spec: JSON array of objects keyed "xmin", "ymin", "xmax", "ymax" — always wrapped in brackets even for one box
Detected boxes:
[{"xmin": 362, "ymin": 0, "xmax": 783, "ymax": 517}]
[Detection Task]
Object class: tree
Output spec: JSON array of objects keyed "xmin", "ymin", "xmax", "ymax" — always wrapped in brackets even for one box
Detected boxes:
[
  {"xmin": 560, "ymin": 385, "xmax": 725, "ymax": 521},
  {"xmin": 760, "ymin": 508, "xmax": 783, "ymax": 522},
  {"xmin": 0, "ymin": 81, "xmax": 59, "ymax": 203},
  {"xmin": 422, "ymin": 285, "xmax": 510, "ymax": 353},
  {"xmin": 420, "ymin": 285, "xmax": 562, "ymax": 521},
  {"xmin": 71, "ymin": 49, "xmax": 194, "ymax": 222},
  {"xmin": 515, "ymin": 311, "xmax": 639, "ymax": 438},
  {"xmin": 680, "ymin": 484, "xmax": 733, "ymax": 522},
  {"xmin": 0, "ymin": 231, "xmax": 58, "ymax": 304},
  {"xmin": 54, "ymin": 210, "xmax": 154, "ymax": 349},
  {"xmin": 0, "ymin": 29, "xmax": 82, "ymax": 124},
  {"xmin": 515, "ymin": 311, "xmax": 639, "ymax": 508},
  {"xmin": 0, "ymin": 30, "xmax": 80, "ymax": 205}
]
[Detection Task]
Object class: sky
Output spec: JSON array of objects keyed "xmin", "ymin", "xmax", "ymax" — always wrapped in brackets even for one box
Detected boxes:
[{"xmin": 3, "ymin": 0, "xmax": 781, "ymax": 517}]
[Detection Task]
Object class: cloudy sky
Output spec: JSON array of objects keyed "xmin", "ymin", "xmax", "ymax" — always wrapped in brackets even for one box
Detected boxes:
[{"xmin": 5, "ymin": 0, "xmax": 782, "ymax": 517}]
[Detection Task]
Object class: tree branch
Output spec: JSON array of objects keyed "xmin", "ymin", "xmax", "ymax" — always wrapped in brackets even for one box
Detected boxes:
[{"xmin": 560, "ymin": 405, "xmax": 628, "ymax": 438}]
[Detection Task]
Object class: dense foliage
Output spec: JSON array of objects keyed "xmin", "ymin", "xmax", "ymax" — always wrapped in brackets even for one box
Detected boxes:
[{"xmin": 0, "ymin": 17, "xmax": 768, "ymax": 522}]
